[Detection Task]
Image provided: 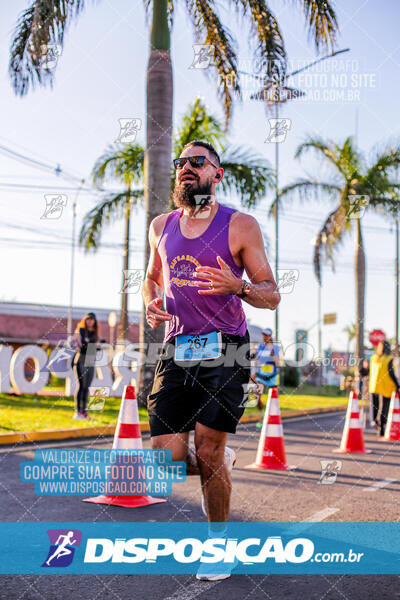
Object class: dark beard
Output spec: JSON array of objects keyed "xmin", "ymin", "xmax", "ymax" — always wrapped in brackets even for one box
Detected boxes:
[{"xmin": 173, "ymin": 179, "xmax": 213, "ymax": 214}]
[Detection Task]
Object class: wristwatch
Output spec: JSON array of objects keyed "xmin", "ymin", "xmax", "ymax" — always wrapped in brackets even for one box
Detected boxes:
[{"xmin": 236, "ymin": 279, "xmax": 251, "ymax": 298}]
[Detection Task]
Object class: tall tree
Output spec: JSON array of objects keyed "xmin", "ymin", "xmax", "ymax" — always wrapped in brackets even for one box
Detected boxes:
[
  {"xmin": 9, "ymin": 0, "xmax": 339, "ymax": 397},
  {"xmin": 280, "ymin": 136, "xmax": 400, "ymax": 364},
  {"xmin": 79, "ymin": 144, "xmax": 145, "ymax": 341}
]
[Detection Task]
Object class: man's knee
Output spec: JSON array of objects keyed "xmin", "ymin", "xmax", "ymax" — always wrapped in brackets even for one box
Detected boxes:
[{"xmin": 195, "ymin": 438, "xmax": 225, "ymax": 474}]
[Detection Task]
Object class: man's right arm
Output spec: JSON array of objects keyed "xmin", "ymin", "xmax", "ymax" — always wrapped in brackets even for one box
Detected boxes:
[{"xmin": 142, "ymin": 215, "xmax": 173, "ymax": 329}]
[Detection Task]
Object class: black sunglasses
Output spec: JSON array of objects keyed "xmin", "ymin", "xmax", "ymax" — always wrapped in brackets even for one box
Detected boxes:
[{"xmin": 173, "ymin": 155, "xmax": 218, "ymax": 170}]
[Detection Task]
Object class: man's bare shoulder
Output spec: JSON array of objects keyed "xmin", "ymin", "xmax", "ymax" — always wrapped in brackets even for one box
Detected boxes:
[
  {"xmin": 230, "ymin": 210, "xmax": 261, "ymax": 238},
  {"xmin": 150, "ymin": 212, "xmax": 172, "ymax": 241}
]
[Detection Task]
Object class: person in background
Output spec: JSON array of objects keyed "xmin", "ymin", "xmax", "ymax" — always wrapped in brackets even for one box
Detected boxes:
[
  {"xmin": 72, "ymin": 312, "xmax": 99, "ymax": 420},
  {"xmin": 369, "ymin": 340, "xmax": 400, "ymax": 437},
  {"xmin": 251, "ymin": 328, "xmax": 280, "ymax": 415},
  {"xmin": 357, "ymin": 358, "xmax": 370, "ymax": 396}
]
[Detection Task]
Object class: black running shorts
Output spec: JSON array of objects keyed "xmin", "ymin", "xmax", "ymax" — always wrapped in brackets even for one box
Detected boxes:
[{"xmin": 147, "ymin": 329, "xmax": 251, "ymax": 436}]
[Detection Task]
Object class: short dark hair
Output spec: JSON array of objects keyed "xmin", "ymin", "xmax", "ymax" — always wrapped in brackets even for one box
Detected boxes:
[{"xmin": 181, "ymin": 140, "xmax": 221, "ymax": 167}]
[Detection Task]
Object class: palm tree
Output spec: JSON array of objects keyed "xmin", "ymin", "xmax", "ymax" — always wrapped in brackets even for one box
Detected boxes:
[
  {"xmin": 343, "ymin": 322, "xmax": 356, "ymax": 354},
  {"xmin": 280, "ymin": 136, "xmax": 400, "ymax": 364},
  {"xmin": 80, "ymin": 97, "xmax": 273, "ymax": 399},
  {"xmin": 79, "ymin": 144, "xmax": 145, "ymax": 341},
  {"xmin": 9, "ymin": 0, "xmax": 339, "ymax": 398}
]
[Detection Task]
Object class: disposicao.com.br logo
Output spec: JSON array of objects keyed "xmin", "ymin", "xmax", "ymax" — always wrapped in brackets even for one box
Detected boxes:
[
  {"xmin": 1, "ymin": 522, "xmax": 393, "ymax": 575},
  {"xmin": 83, "ymin": 535, "xmax": 363, "ymax": 566}
]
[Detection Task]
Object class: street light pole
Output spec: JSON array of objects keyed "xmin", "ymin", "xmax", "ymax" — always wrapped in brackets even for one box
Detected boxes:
[
  {"xmin": 274, "ymin": 101, "xmax": 280, "ymax": 340},
  {"xmin": 318, "ymin": 281, "xmax": 323, "ymax": 387},
  {"xmin": 67, "ymin": 179, "xmax": 85, "ymax": 339},
  {"xmin": 247, "ymin": 48, "xmax": 350, "ymax": 347},
  {"xmin": 395, "ymin": 217, "xmax": 399, "ymax": 359}
]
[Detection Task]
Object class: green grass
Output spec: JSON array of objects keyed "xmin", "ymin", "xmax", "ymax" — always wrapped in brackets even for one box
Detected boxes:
[
  {"xmin": 0, "ymin": 386, "xmax": 346, "ymax": 434},
  {"xmin": 0, "ymin": 393, "xmax": 147, "ymax": 433},
  {"xmin": 245, "ymin": 389, "xmax": 347, "ymax": 415}
]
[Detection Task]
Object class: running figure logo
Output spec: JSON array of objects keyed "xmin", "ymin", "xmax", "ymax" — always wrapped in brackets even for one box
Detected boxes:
[
  {"xmin": 42, "ymin": 529, "xmax": 82, "ymax": 567},
  {"xmin": 265, "ymin": 118, "xmax": 291, "ymax": 143},
  {"xmin": 318, "ymin": 460, "xmax": 342, "ymax": 485},
  {"xmin": 115, "ymin": 118, "xmax": 142, "ymax": 143},
  {"xmin": 41, "ymin": 194, "xmax": 68, "ymax": 219},
  {"xmin": 189, "ymin": 44, "xmax": 215, "ymax": 69}
]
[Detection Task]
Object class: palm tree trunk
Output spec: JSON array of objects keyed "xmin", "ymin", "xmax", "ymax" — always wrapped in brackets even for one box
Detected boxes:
[
  {"xmin": 137, "ymin": 0, "xmax": 173, "ymax": 405},
  {"xmin": 118, "ymin": 190, "xmax": 131, "ymax": 341},
  {"xmin": 355, "ymin": 218, "xmax": 366, "ymax": 366}
]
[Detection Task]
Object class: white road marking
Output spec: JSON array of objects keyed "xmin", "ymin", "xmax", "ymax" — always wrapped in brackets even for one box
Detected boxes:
[
  {"xmin": 363, "ymin": 478, "xmax": 396, "ymax": 492},
  {"xmin": 165, "ymin": 580, "xmax": 220, "ymax": 600},
  {"xmin": 304, "ymin": 507, "xmax": 340, "ymax": 522},
  {"xmin": 283, "ymin": 507, "xmax": 339, "ymax": 536},
  {"xmin": 283, "ymin": 412, "xmax": 345, "ymax": 425}
]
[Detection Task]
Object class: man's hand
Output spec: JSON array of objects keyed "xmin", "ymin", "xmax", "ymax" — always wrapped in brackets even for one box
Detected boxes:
[
  {"xmin": 194, "ymin": 256, "xmax": 242, "ymax": 296},
  {"xmin": 146, "ymin": 298, "xmax": 173, "ymax": 329}
]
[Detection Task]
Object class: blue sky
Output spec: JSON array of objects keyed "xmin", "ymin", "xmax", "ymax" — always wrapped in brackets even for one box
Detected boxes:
[{"xmin": 1, "ymin": 0, "xmax": 399, "ymax": 357}]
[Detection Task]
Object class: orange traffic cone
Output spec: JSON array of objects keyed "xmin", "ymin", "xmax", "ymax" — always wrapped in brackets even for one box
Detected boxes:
[
  {"xmin": 333, "ymin": 390, "xmax": 372, "ymax": 454},
  {"xmin": 245, "ymin": 387, "xmax": 296, "ymax": 471},
  {"xmin": 84, "ymin": 385, "xmax": 166, "ymax": 508},
  {"xmin": 384, "ymin": 392, "xmax": 400, "ymax": 441}
]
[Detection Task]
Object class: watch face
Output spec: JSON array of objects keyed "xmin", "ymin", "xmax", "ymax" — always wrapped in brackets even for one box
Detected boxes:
[{"xmin": 244, "ymin": 283, "xmax": 251, "ymax": 294}]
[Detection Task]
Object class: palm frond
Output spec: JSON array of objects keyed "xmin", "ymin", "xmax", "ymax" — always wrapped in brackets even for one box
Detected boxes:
[
  {"xmin": 9, "ymin": 0, "xmax": 86, "ymax": 96},
  {"xmin": 335, "ymin": 136, "xmax": 361, "ymax": 180},
  {"xmin": 219, "ymin": 145, "xmax": 273, "ymax": 208},
  {"xmin": 92, "ymin": 144, "xmax": 145, "ymax": 188},
  {"xmin": 368, "ymin": 145, "xmax": 400, "ymax": 174},
  {"xmin": 279, "ymin": 179, "xmax": 341, "ymax": 204},
  {"xmin": 293, "ymin": 0, "xmax": 338, "ymax": 52},
  {"xmin": 173, "ymin": 97, "xmax": 225, "ymax": 157},
  {"xmin": 184, "ymin": 0, "xmax": 239, "ymax": 126},
  {"xmin": 295, "ymin": 135, "xmax": 347, "ymax": 179},
  {"xmin": 231, "ymin": 0, "xmax": 286, "ymax": 86},
  {"xmin": 367, "ymin": 194, "xmax": 400, "ymax": 216},
  {"xmin": 313, "ymin": 205, "xmax": 350, "ymax": 284},
  {"xmin": 79, "ymin": 190, "xmax": 143, "ymax": 251}
]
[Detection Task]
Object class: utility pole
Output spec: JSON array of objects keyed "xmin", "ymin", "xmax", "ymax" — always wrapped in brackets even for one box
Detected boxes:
[
  {"xmin": 395, "ymin": 217, "xmax": 399, "ymax": 360},
  {"xmin": 67, "ymin": 179, "xmax": 85, "ymax": 340},
  {"xmin": 247, "ymin": 48, "xmax": 350, "ymax": 347},
  {"xmin": 274, "ymin": 101, "xmax": 279, "ymax": 340}
]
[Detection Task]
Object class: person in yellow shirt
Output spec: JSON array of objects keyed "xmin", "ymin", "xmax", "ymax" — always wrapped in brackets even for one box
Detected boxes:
[{"xmin": 369, "ymin": 340, "xmax": 400, "ymax": 437}]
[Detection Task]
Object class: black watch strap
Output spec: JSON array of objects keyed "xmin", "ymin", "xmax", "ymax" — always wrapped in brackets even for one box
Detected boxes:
[{"xmin": 237, "ymin": 280, "xmax": 248, "ymax": 298}]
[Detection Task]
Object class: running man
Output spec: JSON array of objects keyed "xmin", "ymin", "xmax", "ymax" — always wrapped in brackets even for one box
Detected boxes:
[
  {"xmin": 143, "ymin": 140, "xmax": 280, "ymax": 579},
  {"xmin": 45, "ymin": 531, "xmax": 77, "ymax": 566}
]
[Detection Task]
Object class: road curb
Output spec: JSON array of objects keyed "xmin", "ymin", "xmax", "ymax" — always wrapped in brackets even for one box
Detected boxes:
[{"xmin": 0, "ymin": 406, "xmax": 346, "ymax": 446}]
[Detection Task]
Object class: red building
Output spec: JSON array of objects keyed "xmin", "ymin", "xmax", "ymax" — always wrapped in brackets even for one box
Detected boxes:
[{"xmin": 0, "ymin": 302, "xmax": 140, "ymax": 350}]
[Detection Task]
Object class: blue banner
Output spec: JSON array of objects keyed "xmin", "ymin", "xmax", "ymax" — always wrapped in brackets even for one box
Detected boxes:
[
  {"xmin": 20, "ymin": 449, "xmax": 186, "ymax": 496},
  {"xmin": 0, "ymin": 522, "xmax": 399, "ymax": 574}
]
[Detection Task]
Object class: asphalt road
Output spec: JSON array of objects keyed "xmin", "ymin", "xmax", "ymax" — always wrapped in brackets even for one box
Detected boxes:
[{"xmin": 1, "ymin": 411, "xmax": 400, "ymax": 600}]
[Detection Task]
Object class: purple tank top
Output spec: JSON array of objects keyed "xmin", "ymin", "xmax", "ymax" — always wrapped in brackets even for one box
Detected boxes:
[{"xmin": 157, "ymin": 203, "xmax": 247, "ymax": 343}]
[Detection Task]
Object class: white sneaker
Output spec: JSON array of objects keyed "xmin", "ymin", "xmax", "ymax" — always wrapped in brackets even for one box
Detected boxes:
[
  {"xmin": 196, "ymin": 568, "xmax": 231, "ymax": 581},
  {"xmin": 73, "ymin": 412, "xmax": 84, "ymax": 420},
  {"xmin": 196, "ymin": 556, "xmax": 238, "ymax": 581},
  {"xmin": 201, "ymin": 446, "xmax": 236, "ymax": 517}
]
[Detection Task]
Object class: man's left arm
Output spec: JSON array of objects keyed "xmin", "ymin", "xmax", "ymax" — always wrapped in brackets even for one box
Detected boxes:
[
  {"xmin": 194, "ymin": 214, "xmax": 280, "ymax": 309},
  {"xmin": 234, "ymin": 214, "xmax": 280, "ymax": 309}
]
